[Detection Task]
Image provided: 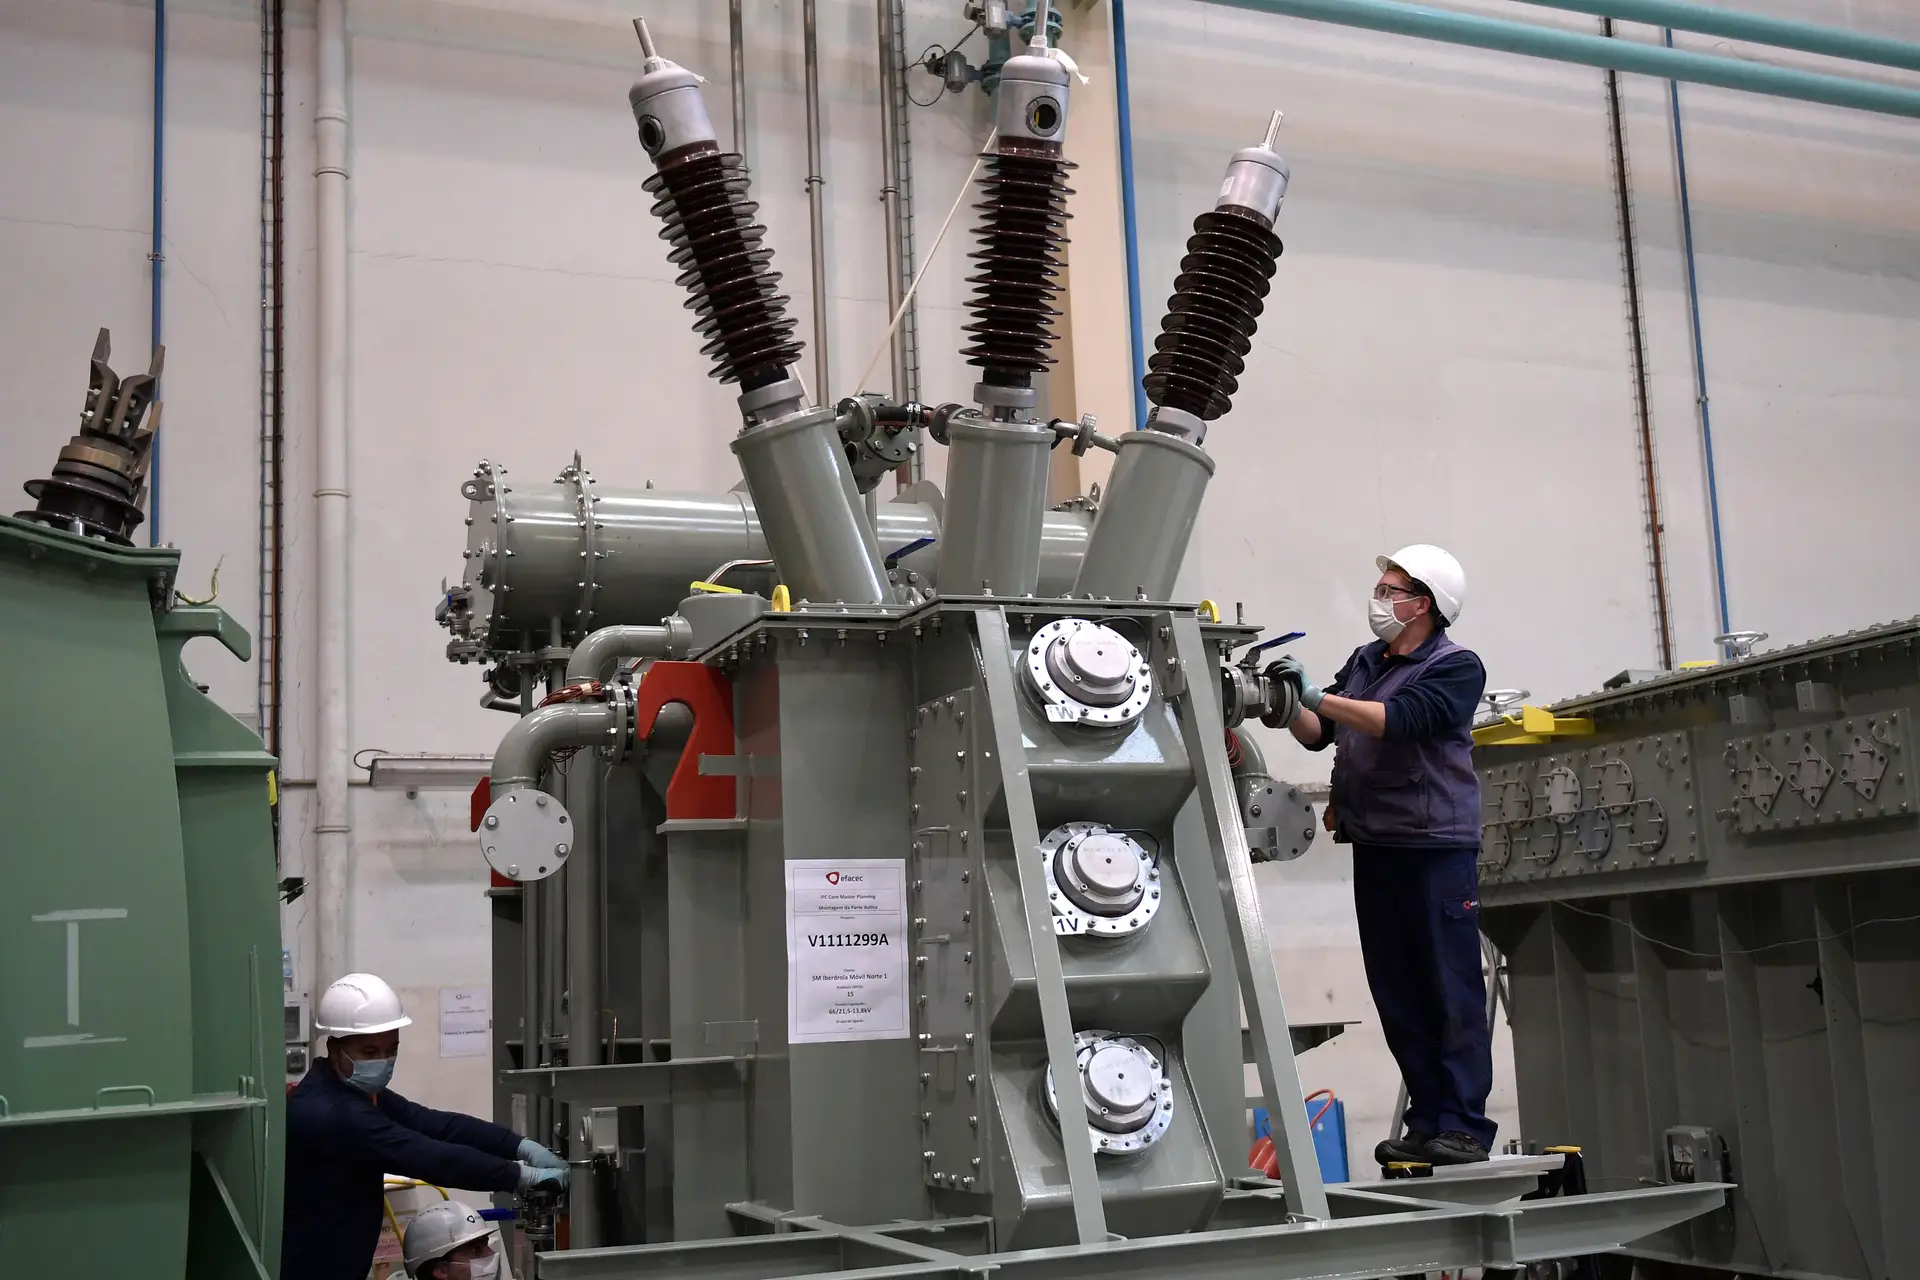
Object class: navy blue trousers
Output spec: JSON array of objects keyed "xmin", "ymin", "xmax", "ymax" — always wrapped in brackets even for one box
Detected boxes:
[{"xmin": 1352, "ymin": 844, "xmax": 1496, "ymax": 1147}]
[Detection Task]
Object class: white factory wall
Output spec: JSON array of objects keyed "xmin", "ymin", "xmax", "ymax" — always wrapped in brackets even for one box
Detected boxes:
[{"xmin": 3, "ymin": 0, "xmax": 1917, "ymax": 1177}]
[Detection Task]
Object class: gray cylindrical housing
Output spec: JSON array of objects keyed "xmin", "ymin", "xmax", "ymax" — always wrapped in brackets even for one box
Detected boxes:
[
  {"xmin": 679, "ymin": 590, "xmax": 771, "ymax": 650},
  {"xmin": 731, "ymin": 407, "xmax": 892, "ymax": 606},
  {"xmin": 1216, "ymin": 145, "xmax": 1290, "ymax": 225},
  {"xmin": 995, "ymin": 51, "xmax": 1070, "ymax": 148},
  {"xmin": 447, "ymin": 467, "xmax": 1093, "ymax": 655},
  {"xmin": 936, "ymin": 416, "xmax": 1055, "ymax": 595},
  {"xmin": 628, "ymin": 58, "xmax": 718, "ymax": 160},
  {"xmin": 1073, "ymin": 429, "xmax": 1217, "ymax": 601}
]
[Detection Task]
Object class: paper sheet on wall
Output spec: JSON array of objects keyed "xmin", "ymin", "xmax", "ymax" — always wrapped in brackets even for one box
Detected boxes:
[
  {"xmin": 439, "ymin": 986, "xmax": 491, "ymax": 1058},
  {"xmin": 785, "ymin": 859, "xmax": 909, "ymax": 1044}
]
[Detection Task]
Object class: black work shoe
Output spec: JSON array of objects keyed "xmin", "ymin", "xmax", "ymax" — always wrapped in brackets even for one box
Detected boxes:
[
  {"xmin": 1423, "ymin": 1130, "xmax": 1491, "ymax": 1165},
  {"xmin": 1374, "ymin": 1131, "xmax": 1433, "ymax": 1166}
]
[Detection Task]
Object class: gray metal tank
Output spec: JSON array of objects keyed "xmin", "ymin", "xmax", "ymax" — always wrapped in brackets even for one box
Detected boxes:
[{"xmin": 440, "ymin": 458, "xmax": 1095, "ymax": 660}]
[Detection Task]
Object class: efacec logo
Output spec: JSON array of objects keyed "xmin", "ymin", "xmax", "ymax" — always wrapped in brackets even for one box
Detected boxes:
[{"xmin": 824, "ymin": 871, "xmax": 865, "ymax": 885}]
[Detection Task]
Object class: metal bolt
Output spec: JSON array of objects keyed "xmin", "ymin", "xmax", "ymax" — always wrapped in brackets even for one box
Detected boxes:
[
  {"xmin": 535, "ymin": 794, "xmax": 548, "ymax": 807},
  {"xmin": 555, "ymin": 843, "xmax": 569, "ymax": 856},
  {"xmin": 484, "ymin": 815, "xmax": 499, "ymax": 829},
  {"xmin": 507, "ymin": 865, "xmax": 519, "ymax": 877}
]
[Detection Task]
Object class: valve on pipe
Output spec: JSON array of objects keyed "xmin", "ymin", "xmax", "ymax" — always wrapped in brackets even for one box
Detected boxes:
[
  {"xmin": 17, "ymin": 328, "xmax": 163, "ymax": 545},
  {"xmin": 1074, "ymin": 115, "xmax": 1290, "ymax": 602},
  {"xmin": 937, "ymin": 1, "xmax": 1074, "ymax": 597},
  {"xmin": 626, "ymin": 18, "xmax": 891, "ymax": 608}
]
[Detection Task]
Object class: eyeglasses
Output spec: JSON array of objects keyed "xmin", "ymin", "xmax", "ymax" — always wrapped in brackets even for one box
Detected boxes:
[{"xmin": 1372, "ymin": 585, "xmax": 1421, "ymax": 602}]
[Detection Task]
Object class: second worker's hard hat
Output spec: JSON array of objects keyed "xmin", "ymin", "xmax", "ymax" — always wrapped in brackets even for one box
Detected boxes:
[
  {"xmin": 314, "ymin": 972, "xmax": 413, "ymax": 1036},
  {"xmin": 1377, "ymin": 544, "xmax": 1467, "ymax": 625},
  {"xmin": 403, "ymin": 1201, "xmax": 494, "ymax": 1278}
]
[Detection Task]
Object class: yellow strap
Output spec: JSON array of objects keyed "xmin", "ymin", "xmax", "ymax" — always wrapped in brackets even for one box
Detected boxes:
[
  {"xmin": 1197, "ymin": 599, "xmax": 1221, "ymax": 623},
  {"xmin": 689, "ymin": 579, "xmax": 743, "ymax": 595},
  {"xmin": 267, "ymin": 771, "xmax": 279, "ymax": 807},
  {"xmin": 771, "ymin": 584, "xmax": 792, "ymax": 613},
  {"xmin": 1544, "ymin": 1144, "xmax": 1584, "ymax": 1154}
]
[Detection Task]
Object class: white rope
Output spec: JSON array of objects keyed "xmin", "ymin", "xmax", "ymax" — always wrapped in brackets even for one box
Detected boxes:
[{"xmin": 856, "ymin": 128, "xmax": 999, "ymax": 397}]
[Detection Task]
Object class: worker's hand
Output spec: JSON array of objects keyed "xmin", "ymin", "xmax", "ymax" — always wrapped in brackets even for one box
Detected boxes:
[
  {"xmin": 1264, "ymin": 655, "xmax": 1325, "ymax": 712},
  {"xmin": 518, "ymin": 1163, "xmax": 570, "ymax": 1193},
  {"xmin": 517, "ymin": 1138, "xmax": 567, "ymax": 1170}
]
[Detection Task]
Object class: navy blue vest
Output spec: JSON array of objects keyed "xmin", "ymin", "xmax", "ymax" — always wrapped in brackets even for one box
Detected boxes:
[{"xmin": 1329, "ymin": 633, "xmax": 1482, "ymax": 848}]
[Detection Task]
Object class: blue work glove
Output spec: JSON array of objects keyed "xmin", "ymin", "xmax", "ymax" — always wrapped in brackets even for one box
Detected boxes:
[
  {"xmin": 517, "ymin": 1138, "xmax": 567, "ymax": 1170},
  {"xmin": 518, "ymin": 1163, "xmax": 570, "ymax": 1193},
  {"xmin": 1265, "ymin": 655, "xmax": 1325, "ymax": 712}
]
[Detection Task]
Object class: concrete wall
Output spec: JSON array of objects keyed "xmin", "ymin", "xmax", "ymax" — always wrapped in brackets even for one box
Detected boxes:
[{"xmin": 3, "ymin": 0, "xmax": 1916, "ymax": 1180}]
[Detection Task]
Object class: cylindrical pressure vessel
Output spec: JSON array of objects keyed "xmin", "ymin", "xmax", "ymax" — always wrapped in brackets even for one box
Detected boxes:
[{"xmin": 441, "ymin": 459, "xmax": 1094, "ymax": 660}]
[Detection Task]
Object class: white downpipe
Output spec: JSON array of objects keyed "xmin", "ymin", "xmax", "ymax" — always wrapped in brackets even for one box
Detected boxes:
[{"xmin": 314, "ymin": 0, "xmax": 351, "ymax": 996}]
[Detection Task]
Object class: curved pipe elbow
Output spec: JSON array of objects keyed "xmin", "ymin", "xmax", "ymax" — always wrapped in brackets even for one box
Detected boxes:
[
  {"xmin": 491, "ymin": 702, "xmax": 621, "ymax": 791},
  {"xmin": 565, "ymin": 618, "xmax": 693, "ymax": 684},
  {"xmin": 1228, "ymin": 726, "xmax": 1268, "ymax": 780}
]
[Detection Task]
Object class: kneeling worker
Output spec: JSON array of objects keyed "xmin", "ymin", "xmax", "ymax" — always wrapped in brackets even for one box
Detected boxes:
[
  {"xmin": 284, "ymin": 973, "xmax": 569, "ymax": 1280},
  {"xmin": 404, "ymin": 1201, "xmax": 504, "ymax": 1279},
  {"xmin": 1265, "ymin": 545, "xmax": 1495, "ymax": 1166}
]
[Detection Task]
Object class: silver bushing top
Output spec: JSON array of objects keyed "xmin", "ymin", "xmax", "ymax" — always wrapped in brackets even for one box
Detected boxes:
[
  {"xmin": 995, "ymin": 51, "xmax": 1070, "ymax": 148},
  {"xmin": 1215, "ymin": 144, "xmax": 1289, "ymax": 226},
  {"xmin": 1024, "ymin": 618, "xmax": 1152, "ymax": 727},
  {"xmin": 629, "ymin": 54, "xmax": 718, "ymax": 160},
  {"xmin": 1043, "ymin": 1030, "xmax": 1175, "ymax": 1155},
  {"xmin": 1040, "ymin": 822, "xmax": 1160, "ymax": 937}
]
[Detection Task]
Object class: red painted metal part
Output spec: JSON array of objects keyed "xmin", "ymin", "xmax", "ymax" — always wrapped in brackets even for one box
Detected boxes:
[{"xmin": 632, "ymin": 660, "xmax": 737, "ymax": 820}]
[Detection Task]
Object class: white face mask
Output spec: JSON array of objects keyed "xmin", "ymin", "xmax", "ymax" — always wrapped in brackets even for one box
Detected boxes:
[
  {"xmin": 455, "ymin": 1255, "xmax": 502, "ymax": 1280},
  {"xmin": 1368, "ymin": 595, "xmax": 1407, "ymax": 642}
]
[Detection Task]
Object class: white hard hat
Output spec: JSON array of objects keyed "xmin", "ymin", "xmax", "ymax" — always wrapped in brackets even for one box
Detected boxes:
[
  {"xmin": 403, "ymin": 1201, "xmax": 494, "ymax": 1278},
  {"xmin": 1377, "ymin": 544, "xmax": 1467, "ymax": 625},
  {"xmin": 314, "ymin": 973, "xmax": 412, "ymax": 1036}
]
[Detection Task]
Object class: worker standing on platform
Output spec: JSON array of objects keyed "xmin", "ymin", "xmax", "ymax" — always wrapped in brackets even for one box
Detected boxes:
[
  {"xmin": 1264, "ymin": 545, "xmax": 1495, "ymax": 1166},
  {"xmin": 283, "ymin": 973, "xmax": 569, "ymax": 1280}
]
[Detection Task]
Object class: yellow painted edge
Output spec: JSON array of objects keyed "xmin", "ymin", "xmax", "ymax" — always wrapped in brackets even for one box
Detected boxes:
[{"xmin": 689, "ymin": 579, "xmax": 743, "ymax": 595}]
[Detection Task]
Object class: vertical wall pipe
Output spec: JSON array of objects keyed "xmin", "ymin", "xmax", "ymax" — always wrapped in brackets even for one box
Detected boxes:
[
  {"xmin": 802, "ymin": 0, "xmax": 832, "ymax": 403},
  {"xmin": 314, "ymin": 0, "xmax": 352, "ymax": 995},
  {"xmin": 875, "ymin": 0, "xmax": 912, "ymax": 403},
  {"xmin": 148, "ymin": 0, "xmax": 166, "ymax": 545},
  {"xmin": 1664, "ymin": 29, "xmax": 1733, "ymax": 643},
  {"xmin": 729, "ymin": 0, "xmax": 748, "ymax": 163},
  {"xmin": 563, "ymin": 762, "xmax": 603, "ymax": 1246},
  {"xmin": 1111, "ymin": 0, "xmax": 1148, "ymax": 432}
]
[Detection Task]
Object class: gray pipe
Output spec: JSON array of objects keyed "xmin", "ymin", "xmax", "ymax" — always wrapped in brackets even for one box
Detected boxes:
[
  {"xmin": 728, "ymin": 0, "xmax": 747, "ymax": 162},
  {"xmin": 491, "ymin": 702, "xmax": 620, "ymax": 791},
  {"xmin": 1229, "ymin": 726, "xmax": 1268, "ymax": 780},
  {"xmin": 802, "ymin": 0, "xmax": 830, "ymax": 402},
  {"xmin": 563, "ymin": 753, "xmax": 604, "ymax": 1248},
  {"xmin": 1074, "ymin": 429, "xmax": 1216, "ymax": 601},
  {"xmin": 565, "ymin": 620, "xmax": 693, "ymax": 684},
  {"xmin": 875, "ymin": 0, "xmax": 910, "ymax": 402}
]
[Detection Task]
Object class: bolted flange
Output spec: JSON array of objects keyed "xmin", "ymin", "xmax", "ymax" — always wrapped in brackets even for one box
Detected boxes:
[
  {"xmin": 1023, "ymin": 618, "xmax": 1153, "ymax": 728},
  {"xmin": 1038, "ymin": 822, "xmax": 1160, "ymax": 938},
  {"xmin": 478, "ymin": 789, "xmax": 573, "ymax": 882},
  {"xmin": 1042, "ymin": 1030, "xmax": 1175, "ymax": 1155}
]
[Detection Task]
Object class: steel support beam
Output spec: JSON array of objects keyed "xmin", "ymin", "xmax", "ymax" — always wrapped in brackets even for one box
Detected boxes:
[
  {"xmin": 534, "ymin": 1185, "xmax": 1726, "ymax": 1280},
  {"xmin": 499, "ymin": 1055, "xmax": 750, "ymax": 1107},
  {"xmin": 1203, "ymin": 0, "xmax": 1920, "ymax": 118}
]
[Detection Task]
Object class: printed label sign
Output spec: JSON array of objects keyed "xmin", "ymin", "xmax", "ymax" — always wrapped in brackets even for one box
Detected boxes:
[{"xmin": 785, "ymin": 859, "xmax": 909, "ymax": 1044}]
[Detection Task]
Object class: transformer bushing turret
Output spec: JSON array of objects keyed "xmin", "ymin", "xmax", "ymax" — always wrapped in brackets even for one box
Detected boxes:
[
  {"xmin": 1075, "ymin": 114, "xmax": 1289, "ymax": 602},
  {"xmin": 627, "ymin": 19, "xmax": 892, "ymax": 609},
  {"xmin": 17, "ymin": 328, "xmax": 163, "ymax": 545},
  {"xmin": 936, "ymin": 7, "xmax": 1075, "ymax": 598}
]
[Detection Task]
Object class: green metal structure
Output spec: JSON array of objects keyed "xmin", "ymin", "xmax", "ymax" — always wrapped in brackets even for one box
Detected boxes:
[{"xmin": 0, "ymin": 513, "xmax": 283, "ymax": 1278}]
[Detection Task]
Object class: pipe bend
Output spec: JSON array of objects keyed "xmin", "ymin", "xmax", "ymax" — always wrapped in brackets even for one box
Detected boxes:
[
  {"xmin": 565, "ymin": 618, "xmax": 693, "ymax": 684},
  {"xmin": 492, "ymin": 702, "xmax": 620, "ymax": 790},
  {"xmin": 1229, "ymin": 726, "xmax": 1268, "ymax": 780}
]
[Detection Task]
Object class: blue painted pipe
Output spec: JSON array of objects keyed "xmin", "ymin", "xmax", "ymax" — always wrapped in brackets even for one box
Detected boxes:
[
  {"xmin": 1112, "ymin": 0, "xmax": 1149, "ymax": 432},
  {"xmin": 1510, "ymin": 0, "xmax": 1920, "ymax": 74},
  {"xmin": 1206, "ymin": 0, "xmax": 1920, "ymax": 118},
  {"xmin": 1665, "ymin": 29, "xmax": 1733, "ymax": 643},
  {"xmin": 149, "ymin": 0, "xmax": 166, "ymax": 546}
]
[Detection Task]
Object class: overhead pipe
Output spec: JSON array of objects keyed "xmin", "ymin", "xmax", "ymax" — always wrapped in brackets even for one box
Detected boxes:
[
  {"xmin": 1664, "ymin": 29, "xmax": 1734, "ymax": 646},
  {"xmin": 314, "ymin": 0, "xmax": 352, "ymax": 998},
  {"xmin": 565, "ymin": 620, "xmax": 693, "ymax": 685},
  {"xmin": 802, "ymin": 0, "xmax": 832, "ymax": 403},
  {"xmin": 148, "ymin": 0, "xmax": 166, "ymax": 545},
  {"xmin": 1509, "ymin": 0, "xmax": 1920, "ymax": 74},
  {"xmin": 1204, "ymin": 0, "xmax": 1920, "ymax": 118},
  {"xmin": 875, "ymin": 0, "xmax": 914, "ymax": 406}
]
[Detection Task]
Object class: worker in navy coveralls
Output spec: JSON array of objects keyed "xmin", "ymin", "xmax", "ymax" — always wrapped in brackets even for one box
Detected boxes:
[
  {"xmin": 1264, "ymin": 544, "xmax": 1495, "ymax": 1166},
  {"xmin": 283, "ymin": 973, "xmax": 570, "ymax": 1280}
]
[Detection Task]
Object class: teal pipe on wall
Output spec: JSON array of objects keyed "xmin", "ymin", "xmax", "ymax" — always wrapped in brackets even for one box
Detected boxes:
[
  {"xmin": 1508, "ymin": 0, "xmax": 1920, "ymax": 74},
  {"xmin": 1205, "ymin": 0, "xmax": 1920, "ymax": 118}
]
